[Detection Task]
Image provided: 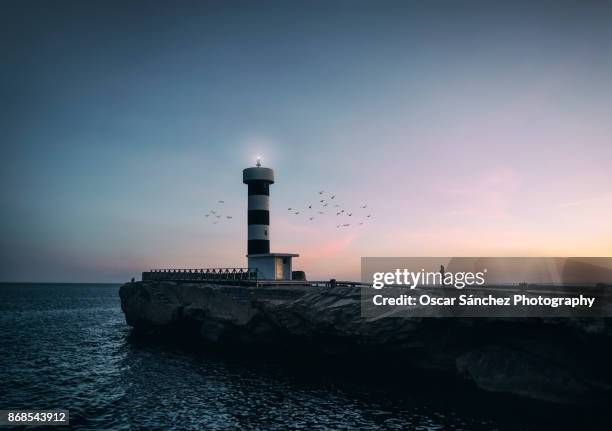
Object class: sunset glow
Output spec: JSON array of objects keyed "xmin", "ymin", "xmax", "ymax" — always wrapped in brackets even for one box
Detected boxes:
[{"xmin": 1, "ymin": 1, "xmax": 611, "ymax": 282}]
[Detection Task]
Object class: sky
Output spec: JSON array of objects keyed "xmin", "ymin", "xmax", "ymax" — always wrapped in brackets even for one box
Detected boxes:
[{"xmin": 1, "ymin": 0, "xmax": 611, "ymax": 282}]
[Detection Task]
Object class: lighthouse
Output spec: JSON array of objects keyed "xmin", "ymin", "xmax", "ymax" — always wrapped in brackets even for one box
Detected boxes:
[{"xmin": 243, "ymin": 158, "xmax": 299, "ymax": 280}]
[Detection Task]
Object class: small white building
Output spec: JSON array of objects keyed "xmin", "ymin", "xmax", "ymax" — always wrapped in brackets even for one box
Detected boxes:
[{"xmin": 247, "ymin": 253, "xmax": 300, "ymax": 281}]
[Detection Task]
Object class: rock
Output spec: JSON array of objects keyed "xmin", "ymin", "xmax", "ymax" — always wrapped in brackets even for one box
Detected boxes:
[
  {"xmin": 456, "ymin": 345, "xmax": 590, "ymax": 404},
  {"xmin": 119, "ymin": 281, "xmax": 612, "ymax": 404}
]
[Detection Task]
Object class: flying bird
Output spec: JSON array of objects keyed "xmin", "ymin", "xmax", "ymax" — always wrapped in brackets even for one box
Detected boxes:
[
  {"xmin": 323, "ymin": 203, "xmax": 328, "ymax": 207},
  {"xmin": 348, "ymin": 213, "xmax": 352, "ymax": 216},
  {"xmin": 367, "ymin": 214, "xmax": 372, "ymax": 218},
  {"xmin": 295, "ymin": 211, "xmax": 300, "ymax": 215},
  {"xmin": 319, "ymin": 190, "xmax": 324, "ymax": 194},
  {"xmin": 340, "ymin": 209, "xmax": 345, "ymax": 213},
  {"xmin": 308, "ymin": 205, "xmax": 312, "ymax": 209},
  {"xmin": 331, "ymin": 195, "xmax": 335, "ymax": 199},
  {"xmin": 343, "ymin": 223, "xmax": 350, "ymax": 227},
  {"xmin": 336, "ymin": 212, "xmax": 341, "ymax": 216},
  {"xmin": 309, "ymin": 217, "xmax": 314, "ymax": 221},
  {"xmin": 218, "ymin": 200, "xmax": 224, "ymax": 204},
  {"xmin": 226, "ymin": 216, "xmax": 232, "ymax": 219},
  {"xmin": 320, "ymin": 199, "xmax": 325, "ymax": 203},
  {"xmin": 205, "ymin": 214, "xmax": 210, "ymax": 217},
  {"xmin": 361, "ymin": 205, "xmax": 367, "ymax": 208},
  {"xmin": 288, "ymin": 207, "xmax": 292, "ymax": 210}
]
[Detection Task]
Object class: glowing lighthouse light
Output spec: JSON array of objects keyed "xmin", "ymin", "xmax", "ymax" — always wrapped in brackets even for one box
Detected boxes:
[{"xmin": 243, "ymin": 158, "xmax": 299, "ymax": 281}]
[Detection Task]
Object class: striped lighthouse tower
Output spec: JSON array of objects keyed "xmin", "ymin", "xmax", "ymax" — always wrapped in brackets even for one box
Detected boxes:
[{"xmin": 243, "ymin": 158, "xmax": 274, "ymax": 255}]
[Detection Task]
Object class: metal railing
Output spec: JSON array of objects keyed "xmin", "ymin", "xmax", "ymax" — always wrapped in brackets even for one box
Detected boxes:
[{"xmin": 142, "ymin": 268, "xmax": 258, "ymax": 283}]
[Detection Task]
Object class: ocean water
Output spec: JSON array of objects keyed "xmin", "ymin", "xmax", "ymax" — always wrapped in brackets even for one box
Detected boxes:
[{"xmin": 0, "ymin": 283, "xmax": 604, "ymax": 430}]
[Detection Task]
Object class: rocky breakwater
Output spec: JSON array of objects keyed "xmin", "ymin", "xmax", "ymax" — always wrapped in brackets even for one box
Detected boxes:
[{"xmin": 120, "ymin": 281, "xmax": 612, "ymax": 405}]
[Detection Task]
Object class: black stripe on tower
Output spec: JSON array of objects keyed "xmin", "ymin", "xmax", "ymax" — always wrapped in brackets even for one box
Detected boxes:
[
  {"xmin": 248, "ymin": 240, "xmax": 269, "ymax": 254},
  {"xmin": 248, "ymin": 210, "xmax": 270, "ymax": 225},
  {"xmin": 248, "ymin": 182, "xmax": 270, "ymax": 196}
]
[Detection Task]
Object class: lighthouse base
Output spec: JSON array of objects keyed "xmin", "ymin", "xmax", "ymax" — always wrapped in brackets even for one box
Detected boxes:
[{"xmin": 248, "ymin": 253, "xmax": 299, "ymax": 281}]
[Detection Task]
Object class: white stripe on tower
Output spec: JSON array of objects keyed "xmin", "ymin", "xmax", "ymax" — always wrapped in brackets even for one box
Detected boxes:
[
  {"xmin": 248, "ymin": 225, "xmax": 269, "ymax": 240},
  {"xmin": 248, "ymin": 195, "xmax": 269, "ymax": 211}
]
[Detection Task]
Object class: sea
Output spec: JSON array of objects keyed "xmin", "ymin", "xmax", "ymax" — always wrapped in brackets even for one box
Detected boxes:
[{"xmin": 0, "ymin": 283, "xmax": 607, "ymax": 430}]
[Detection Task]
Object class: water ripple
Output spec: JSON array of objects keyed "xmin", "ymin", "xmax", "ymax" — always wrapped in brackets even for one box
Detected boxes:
[{"xmin": 0, "ymin": 283, "xmax": 582, "ymax": 430}]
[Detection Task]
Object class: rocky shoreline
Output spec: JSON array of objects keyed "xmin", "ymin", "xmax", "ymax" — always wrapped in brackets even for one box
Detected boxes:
[{"xmin": 119, "ymin": 281, "xmax": 612, "ymax": 405}]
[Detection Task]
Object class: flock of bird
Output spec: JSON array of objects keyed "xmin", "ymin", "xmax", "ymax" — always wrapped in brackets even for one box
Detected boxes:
[
  {"xmin": 287, "ymin": 190, "xmax": 373, "ymax": 229},
  {"xmin": 204, "ymin": 191, "xmax": 373, "ymax": 229},
  {"xmin": 203, "ymin": 200, "xmax": 233, "ymax": 224}
]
